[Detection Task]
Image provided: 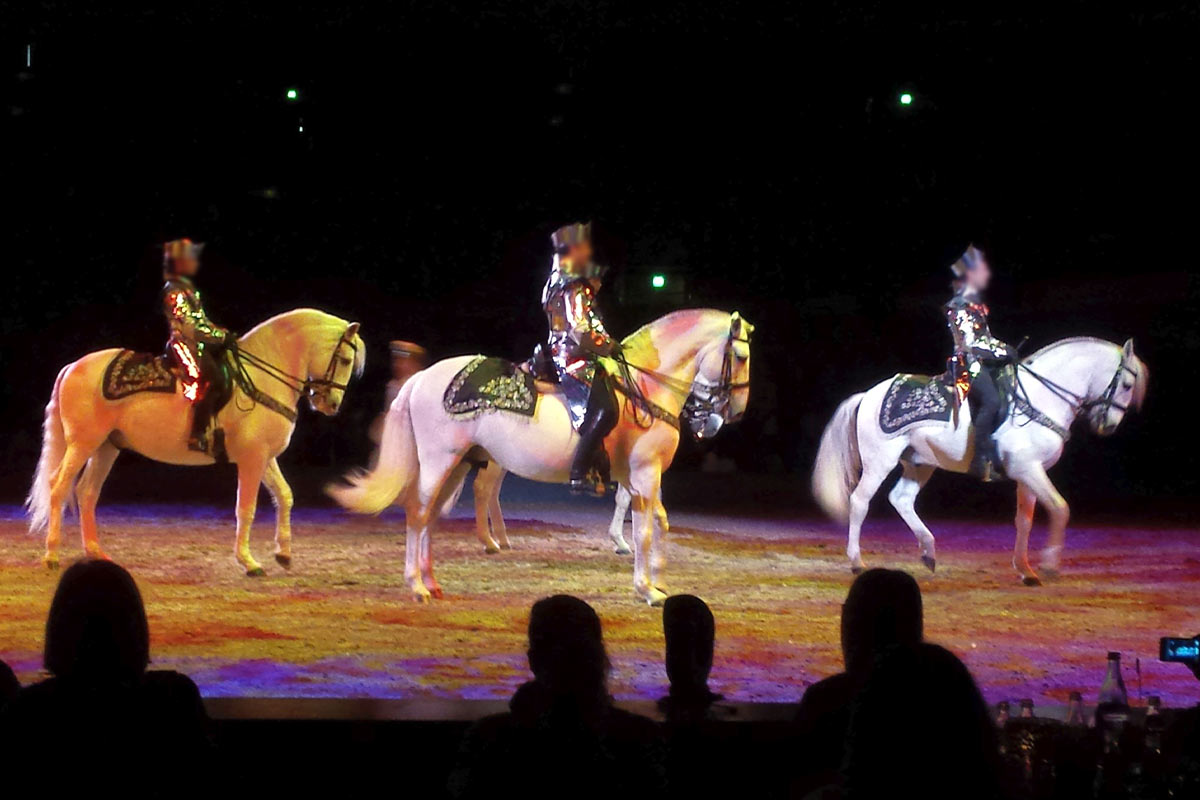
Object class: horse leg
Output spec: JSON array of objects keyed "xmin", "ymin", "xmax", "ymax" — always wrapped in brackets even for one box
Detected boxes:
[
  {"xmin": 234, "ymin": 456, "xmax": 268, "ymax": 576},
  {"xmin": 77, "ymin": 442, "xmax": 120, "ymax": 561},
  {"xmin": 649, "ymin": 487, "xmax": 670, "ymax": 595},
  {"xmin": 608, "ymin": 484, "xmax": 633, "ymax": 555},
  {"xmin": 1013, "ymin": 481, "xmax": 1041, "ymax": 586},
  {"xmin": 887, "ymin": 463, "xmax": 938, "ymax": 572},
  {"xmin": 406, "ymin": 453, "xmax": 464, "ymax": 601},
  {"xmin": 486, "ymin": 467, "xmax": 510, "ymax": 550},
  {"xmin": 472, "ymin": 464, "xmax": 502, "ymax": 554},
  {"xmin": 261, "ymin": 458, "xmax": 294, "ymax": 569},
  {"xmin": 846, "ymin": 462, "xmax": 893, "ymax": 574},
  {"xmin": 629, "ymin": 467, "xmax": 666, "ymax": 606},
  {"xmin": 1009, "ymin": 461, "xmax": 1069, "ymax": 578},
  {"xmin": 44, "ymin": 443, "xmax": 95, "ymax": 569}
]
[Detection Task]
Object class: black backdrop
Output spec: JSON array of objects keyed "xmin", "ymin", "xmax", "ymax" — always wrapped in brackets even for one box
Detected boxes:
[{"xmin": 2, "ymin": 4, "xmax": 1196, "ymax": 519}]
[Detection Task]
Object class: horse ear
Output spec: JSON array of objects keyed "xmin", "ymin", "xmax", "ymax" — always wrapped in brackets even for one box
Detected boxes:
[
  {"xmin": 1122, "ymin": 338, "xmax": 1134, "ymax": 358},
  {"xmin": 730, "ymin": 311, "xmax": 742, "ymax": 337},
  {"xmin": 346, "ymin": 322, "xmax": 361, "ymax": 338}
]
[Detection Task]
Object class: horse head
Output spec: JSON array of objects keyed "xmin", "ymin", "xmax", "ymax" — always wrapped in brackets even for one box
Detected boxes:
[
  {"xmin": 686, "ymin": 311, "xmax": 754, "ymax": 434},
  {"xmin": 1087, "ymin": 338, "xmax": 1148, "ymax": 437},
  {"xmin": 305, "ymin": 319, "xmax": 366, "ymax": 416}
]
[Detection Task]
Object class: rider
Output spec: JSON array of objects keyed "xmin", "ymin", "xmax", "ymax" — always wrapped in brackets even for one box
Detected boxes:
[
  {"xmin": 539, "ymin": 222, "xmax": 620, "ymax": 496},
  {"xmin": 161, "ymin": 238, "xmax": 231, "ymax": 454},
  {"xmin": 945, "ymin": 244, "xmax": 1015, "ymax": 482}
]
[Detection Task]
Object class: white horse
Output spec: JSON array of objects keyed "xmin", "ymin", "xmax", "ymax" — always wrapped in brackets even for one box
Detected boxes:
[
  {"xmin": 812, "ymin": 337, "xmax": 1147, "ymax": 584},
  {"xmin": 330, "ymin": 309, "xmax": 753, "ymax": 605},
  {"xmin": 27, "ymin": 309, "xmax": 365, "ymax": 575}
]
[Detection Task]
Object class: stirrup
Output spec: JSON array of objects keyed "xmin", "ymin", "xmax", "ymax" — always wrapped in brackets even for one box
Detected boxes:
[{"xmin": 569, "ymin": 467, "xmax": 607, "ymax": 498}]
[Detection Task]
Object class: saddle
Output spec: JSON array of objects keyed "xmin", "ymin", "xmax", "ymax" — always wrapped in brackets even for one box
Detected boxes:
[
  {"xmin": 444, "ymin": 356, "xmax": 539, "ymax": 419},
  {"xmin": 878, "ymin": 362, "xmax": 1014, "ymax": 437},
  {"xmin": 101, "ymin": 349, "xmax": 236, "ymax": 413}
]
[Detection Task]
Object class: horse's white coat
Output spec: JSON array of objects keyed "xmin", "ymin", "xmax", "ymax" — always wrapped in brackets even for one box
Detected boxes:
[
  {"xmin": 813, "ymin": 337, "xmax": 1148, "ymax": 583},
  {"xmin": 27, "ymin": 309, "xmax": 364, "ymax": 574}
]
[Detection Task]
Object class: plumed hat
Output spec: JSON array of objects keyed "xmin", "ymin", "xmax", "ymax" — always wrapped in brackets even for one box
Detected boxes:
[{"xmin": 550, "ymin": 222, "xmax": 592, "ymax": 252}]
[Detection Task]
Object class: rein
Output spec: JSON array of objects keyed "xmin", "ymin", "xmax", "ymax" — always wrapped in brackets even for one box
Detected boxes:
[
  {"xmin": 614, "ymin": 332, "xmax": 751, "ymax": 433},
  {"xmin": 227, "ymin": 327, "xmax": 358, "ymax": 423},
  {"xmin": 1013, "ymin": 356, "xmax": 1137, "ymax": 441}
]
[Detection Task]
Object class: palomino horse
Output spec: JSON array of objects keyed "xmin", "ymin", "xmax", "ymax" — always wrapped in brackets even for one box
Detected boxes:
[
  {"xmin": 330, "ymin": 309, "xmax": 753, "ymax": 605},
  {"xmin": 468, "ymin": 463, "xmax": 643, "ymax": 556},
  {"xmin": 812, "ymin": 337, "xmax": 1147, "ymax": 584},
  {"xmin": 27, "ymin": 309, "xmax": 365, "ymax": 575}
]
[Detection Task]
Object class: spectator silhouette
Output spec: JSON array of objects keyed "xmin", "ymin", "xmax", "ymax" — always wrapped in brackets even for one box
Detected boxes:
[
  {"xmin": 0, "ymin": 660, "xmax": 18, "ymax": 708},
  {"xmin": 792, "ymin": 568, "xmax": 923, "ymax": 797},
  {"xmin": 0, "ymin": 559, "xmax": 212, "ymax": 797},
  {"xmin": 448, "ymin": 594, "xmax": 664, "ymax": 799},
  {"xmin": 659, "ymin": 594, "xmax": 722, "ymax": 719},
  {"xmin": 843, "ymin": 643, "xmax": 1002, "ymax": 800}
]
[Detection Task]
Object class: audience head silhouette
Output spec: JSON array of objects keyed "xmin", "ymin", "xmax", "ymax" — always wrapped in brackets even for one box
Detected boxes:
[
  {"xmin": 526, "ymin": 594, "xmax": 610, "ymax": 702},
  {"xmin": 44, "ymin": 559, "xmax": 150, "ymax": 684},
  {"xmin": 845, "ymin": 642, "xmax": 1000, "ymax": 799},
  {"xmin": 840, "ymin": 567, "xmax": 922, "ymax": 676},
  {"xmin": 662, "ymin": 594, "xmax": 716, "ymax": 698}
]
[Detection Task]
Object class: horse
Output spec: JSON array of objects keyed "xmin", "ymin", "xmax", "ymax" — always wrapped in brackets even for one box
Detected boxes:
[
  {"xmin": 812, "ymin": 337, "xmax": 1148, "ymax": 584},
  {"xmin": 329, "ymin": 309, "xmax": 753, "ymax": 605},
  {"xmin": 27, "ymin": 309, "xmax": 365, "ymax": 575},
  {"xmin": 468, "ymin": 454, "xmax": 647, "ymax": 556}
]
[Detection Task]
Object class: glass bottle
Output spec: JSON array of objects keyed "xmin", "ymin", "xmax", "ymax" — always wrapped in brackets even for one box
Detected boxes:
[
  {"xmin": 1019, "ymin": 698, "xmax": 1034, "ymax": 718},
  {"xmin": 1097, "ymin": 651, "xmax": 1128, "ymax": 707},
  {"xmin": 1066, "ymin": 691, "xmax": 1086, "ymax": 726}
]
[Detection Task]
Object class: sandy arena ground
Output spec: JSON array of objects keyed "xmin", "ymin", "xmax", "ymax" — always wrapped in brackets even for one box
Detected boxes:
[{"xmin": 2, "ymin": 499, "xmax": 1198, "ymax": 707}]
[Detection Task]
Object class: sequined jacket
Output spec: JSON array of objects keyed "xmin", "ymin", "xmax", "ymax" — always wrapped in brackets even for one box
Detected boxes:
[
  {"xmin": 945, "ymin": 288, "xmax": 1012, "ymax": 369},
  {"xmin": 541, "ymin": 266, "xmax": 615, "ymax": 374},
  {"xmin": 162, "ymin": 276, "xmax": 228, "ymax": 365}
]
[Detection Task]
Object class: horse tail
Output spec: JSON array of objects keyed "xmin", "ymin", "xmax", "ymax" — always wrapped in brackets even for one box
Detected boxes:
[
  {"xmin": 27, "ymin": 366, "xmax": 71, "ymax": 533},
  {"xmin": 327, "ymin": 376, "xmax": 419, "ymax": 514},
  {"xmin": 812, "ymin": 392, "xmax": 865, "ymax": 524}
]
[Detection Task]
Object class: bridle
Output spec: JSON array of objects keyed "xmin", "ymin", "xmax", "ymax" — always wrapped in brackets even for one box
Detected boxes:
[
  {"xmin": 616, "ymin": 326, "xmax": 751, "ymax": 435},
  {"xmin": 231, "ymin": 326, "xmax": 359, "ymax": 421},
  {"xmin": 1015, "ymin": 355, "xmax": 1138, "ymax": 440},
  {"xmin": 680, "ymin": 333, "xmax": 752, "ymax": 435}
]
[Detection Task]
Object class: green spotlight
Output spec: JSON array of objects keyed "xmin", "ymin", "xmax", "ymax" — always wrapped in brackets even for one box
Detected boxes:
[
  {"xmin": 899, "ymin": 92, "xmax": 913, "ymax": 106},
  {"xmin": 651, "ymin": 274, "xmax": 667, "ymax": 289},
  {"xmin": 286, "ymin": 88, "xmax": 299, "ymax": 101}
]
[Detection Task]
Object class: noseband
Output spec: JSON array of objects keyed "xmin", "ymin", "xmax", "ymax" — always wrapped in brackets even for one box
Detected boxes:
[{"xmin": 681, "ymin": 334, "xmax": 752, "ymax": 433}]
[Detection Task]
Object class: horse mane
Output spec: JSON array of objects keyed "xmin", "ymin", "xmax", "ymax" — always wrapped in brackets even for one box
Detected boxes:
[
  {"xmin": 621, "ymin": 308, "xmax": 731, "ymax": 346},
  {"xmin": 1023, "ymin": 336, "xmax": 1116, "ymax": 363},
  {"xmin": 240, "ymin": 308, "xmax": 366, "ymax": 377}
]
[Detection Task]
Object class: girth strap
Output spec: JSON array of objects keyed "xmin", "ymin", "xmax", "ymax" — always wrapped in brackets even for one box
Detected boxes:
[{"xmin": 612, "ymin": 380, "xmax": 679, "ymax": 430}]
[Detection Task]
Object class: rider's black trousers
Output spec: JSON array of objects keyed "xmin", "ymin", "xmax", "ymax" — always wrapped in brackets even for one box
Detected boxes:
[
  {"xmin": 571, "ymin": 366, "xmax": 619, "ymax": 481},
  {"xmin": 970, "ymin": 365, "xmax": 1002, "ymax": 458}
]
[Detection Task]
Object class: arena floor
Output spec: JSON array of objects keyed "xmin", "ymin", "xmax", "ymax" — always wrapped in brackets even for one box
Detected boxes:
[{"xmin": 1, "ymin": 494, "xmax": 1198, "ymax": 707}]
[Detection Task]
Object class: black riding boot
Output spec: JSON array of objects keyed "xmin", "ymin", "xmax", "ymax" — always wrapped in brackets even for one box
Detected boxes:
[
  {"xmin": 969, "ymin": 368, "xmax": 1003, "ymax": 482},
  {"xmin": 569, "ymin": 369, "xmax": 618, "ymax": 496},
  {"xmin": 188, "ymin": 351, "xmax": 224, "ymax": 454}
]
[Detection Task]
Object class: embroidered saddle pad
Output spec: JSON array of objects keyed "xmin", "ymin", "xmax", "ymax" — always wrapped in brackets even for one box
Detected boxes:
[
  {"xmin": 443, "ymin": 356, "xmax": 537, "ymax": 419},
  {"xmin": 879, "ymin": 373, "xmax": 955, "ymax": 435},
  {"xmin": 102, "ymin": 350, "xmax": 178, "ymax": 400}
]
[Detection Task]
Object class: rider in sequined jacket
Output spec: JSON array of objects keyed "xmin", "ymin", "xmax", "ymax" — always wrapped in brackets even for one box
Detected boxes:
[
  {"xmin": 161, "ymin": 238, "xmax": 230, "ymax": 453},
  {"xmin": 540, "ymin": 222, "xmax": 620, "ymax": 496},
  {"xmin": 945, "ymin": 244, "xmax": 1015, "ymax": 481}
]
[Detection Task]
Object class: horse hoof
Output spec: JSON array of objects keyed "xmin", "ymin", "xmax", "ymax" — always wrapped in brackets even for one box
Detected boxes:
[
  {"xmin": 643, "ymin": 588, "xmax": 669, "ymax": 607},
  {"xmin": 850, "ymin": 565, "xmax": 864, "ymax": 576},
  {"xmin": 43, "ymin": 558, "xmax": 60, "ymax": 571},
  {"xmin": 430, "ymin": 587, "xmax": 444, "ymax": 600},
  {"xmin": 500, "ymin": 543, "xmax": 513, "ymax": 551},
  {"xmin": 1041, "ymin": 567, "xmax": 1060, "ymax": 580},
  {"xmin": 246, "ymin": 567, "xmax": 266, "ymax": 578},
  {"xmin": 274, "ymin": 554, "xmax": 292, "ymax": 569},
  {"xmin": 484, "ymin": 545, "xmax": 500, "ymax": 555},
  {"xmin": 412, "ymin": 592, "xmax": 431, "ymax": 604},
  {"xmin": 1022, "ymin": 575, "xmax": 1042, "ymax": 587},
  {"xmin": 921, "ymin": 556, "xmax": 936, "ymax": 573},
  {"xmin": 614, "ymin": 546, "xmax": 632, "ymax": 556}
]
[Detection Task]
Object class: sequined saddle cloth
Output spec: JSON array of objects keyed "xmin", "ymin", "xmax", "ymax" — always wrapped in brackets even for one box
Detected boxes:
[
  {"xmin": 102, "ymin": 350, "xmax": 178, "ymax": 400},
  {"xmin": 879, "ymin": 373, "xmax": 957, "ymax": 435},
  {"xmin": 443, "ymin": 356, "xmax": 538, "ymax": 419},
  {"xmin": 880, "ymin": 365, "xmax": 1016, "ymax": 436}
]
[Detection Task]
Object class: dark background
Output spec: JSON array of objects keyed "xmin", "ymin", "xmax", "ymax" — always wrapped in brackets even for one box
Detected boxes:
[{"xmin": 1, "ymin": 3, "xmax": 1196, "ymax": 521}]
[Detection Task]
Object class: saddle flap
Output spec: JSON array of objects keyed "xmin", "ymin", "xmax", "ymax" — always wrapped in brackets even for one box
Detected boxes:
[
  {"xmin": 102, "ymin": 350, "xmax": 177, "ymax": 400},
  {"xmin": 879, "ymin": 373, "xmax": 955, "ymax": 435}
]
